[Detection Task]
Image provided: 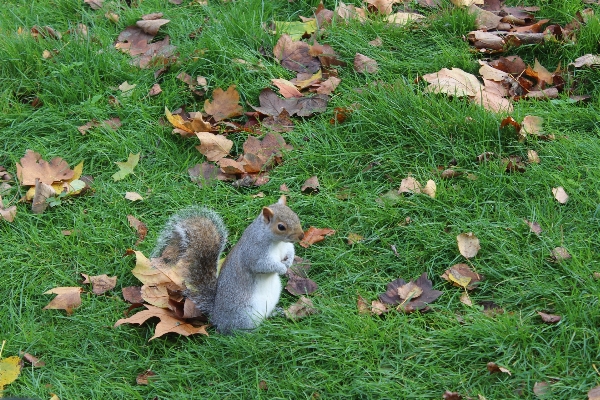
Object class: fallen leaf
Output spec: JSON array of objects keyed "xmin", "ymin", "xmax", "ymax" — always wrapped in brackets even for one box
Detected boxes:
[
  {"xmin": 379, "ymin": 273, "xmax": 443, "ymax": 312},
  {"xmin": 284, "ymin": 296, "xmax": 318, "ymax": 320},
  {"xmin": 271, "ymin": 78, "xmax": 303, "ymax": 98},
  {"xmin": 459, "ymin": 292, "xmax": 473, "ymax": 306},
  {"xmin": 112, "ymin": 153, "xmax": 140, "ymax": 181},
  {"xmin": 21, "ymin": 353, "xmax": 45, "ymax": 368},
  {"xmin": 204, "ymin": 85, "xmax": 244, "ymax": 121},
  {"xmin": 347, "ymin": 233, "xmax": 364, "ymax": 245},
  {"xmin": 520, "ymin": 115, "xmax": 543, "ymax": 140},
  {"xmin": 114, "ymin": 304, "xmax": 208, "ymax": 340},
  {"xmin": 354, "ymin": 53, "xmax": 378, "ymax": 74},
  {"xmin": 84, "ymin": 0, "xmax": 103, "ymax": 9},
  {"xmin": 487, "ymin": 362, "xmax": 511, "ymax": 375},
  {"xmin": 398, "ymin": 177, "xmax": 421, "ymax": 194},
  {"xmin": 527, "ymin": 150, "xmax": 540, "ymax": 164},
  {"xmin": 441, "ymin": 263, "xmax": 483, "ymax": 290},
  {"xmin": 273, "ymin": 34, "xmax": 320, "ymax": 73},
  {"xmin": 397, "ymin": 281, "xmax": 423, "ymax": 300},
  {"xmin": 366, "ymin": 0, "xmax": 398, "ymax": 14},
  {"xmin": 421, "ymin": 180, "xmax": 436, "ymax": 198},
  {"xmin": 357, "ymin": 294, "xmax": 370, "ymax": 314},
  {"xmin": 136, "ymin": 370, "xmax": 156, "ymax": 385},
  {"xmin": 16, "ymin": 150, "xmax": 74, "ymax": 186},
  {"xmin": 136, "ymin": 18, "xmax": 170, "ymax": 36},
  {"xmin": 300, "ymin": 226, "xmax": 335, "ymax": 248},
  {"xmin": 285, "ymin": 264, "xmax": 318, "ymax": 296},
  {"xmin": 148, "ymin": 83, "xmax": 162, "ymax": 96},
  {"xmin": 550, "ymin": 247, "xmax": 571, "ymax": 262},
  {"xmin": 31, "ymin": 179, "xmax": 56, "ymax": 214},
  {"xmin": 457, "ymin": 232, "xmax": 481, "ymax": 258},
  {"xmin": 252, "ymin": 88, "xmax": 329, "ymax": 117},
  {"xmin": 0, "ymin": 356, "xmax": 22, "ymax": 393},
  {"xmin": 387, "ymin": 12, "xmax": 424, "ymax": 25},
  {"xmin": 122, "ymin": 286, "xmax": 144, "ymax": 304},
  {"xmin": 0, "ymin": 201, "xmax": 17, "ymax": 222},
  {"xmin": 125, "ymin": 192, "xmax": 143, "ymax": 201},
  {"xmin": 588, "ymin": 386, "xmax": 600, "ymax": 400},
  {"xmin": 533, "ymin": 381, "xmax": 550, "ymax": 398},
  {"xmin": 118, "ymin": 81, "xmax": 136, "ymax": 92},
  {"xmin": 105, "ymin": 11, "xmax": 119, "ymax": 23},
  {"xmin": 273, "ymin": 20, "xmax": 317, "ymax": 40},
  {"xmin": 82, "ymin": 273, "xmax": 117, "ymax": 295},
  {"xmin": 195, "ymin": 132, "xmax": 234, "ymax": 161},
  {"xmin": 524, "ymin": 219, "xmax": 542, "ymax": 235},
  {"xmin": 537, "ymin": 311, "xmax": 561, "ymax": 324},
  {"xmin": 301, "ymin": 176, "xmax": 320, "ymax": 194},
  {"xmin": 570, "ymin": 54, "xmax": 600, "ymax": 68},
  {"xmin": 552, "ymin": 187, "xmax": 568, "ymax": 204},
  {"xmin": 262, "ymin": 109, "xmax": 295, "ymax": 133},
  {"xmin": 368, "ymin": 37, "xmax": 383, "ymax": 46},
  {"xmin": 443, "ymin": 391, "xmax": 463, "ymax": 400},
  {"xmin": 43, "ymin": 287, "xmax": 83, "ymax": 315}
]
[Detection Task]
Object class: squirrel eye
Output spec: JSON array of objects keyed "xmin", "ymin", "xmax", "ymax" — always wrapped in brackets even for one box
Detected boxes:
[{"xmin": 277, "ymin": 223, "xmax": 286, "ymax": 231}]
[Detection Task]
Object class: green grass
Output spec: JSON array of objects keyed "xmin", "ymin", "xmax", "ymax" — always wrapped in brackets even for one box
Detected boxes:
[{"xmin": 1, "ymin": 0, "xmax": 600, "ymax": 398}]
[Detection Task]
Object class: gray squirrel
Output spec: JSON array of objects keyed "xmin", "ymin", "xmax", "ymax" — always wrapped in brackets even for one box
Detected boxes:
[{"xmin": 152, "ymin": 196, "xmax": 304, "ymax": 334}]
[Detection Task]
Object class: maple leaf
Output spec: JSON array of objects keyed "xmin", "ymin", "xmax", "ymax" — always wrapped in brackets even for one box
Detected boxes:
[
  {"xmin": 204, "ymin": 85, "xmax": 244, "ymax": 121},
  {"xmin": 82, "ymin": 273, "xmax": 117, "ymax": 295},
  {"xmin": 379, "ymin": 273, "xmax": 443, "ymax": 312},
  {"xmin": 16, "ymin": 150, "xmax": 75, "ymax": 186},
  {"xmin": 300, "ymin": 227, "xmax": 335, "ymax": 248},
  {"xmin": 273, "ymin": 34, "xmax": 321, "ymax": 73},
  {"xmin": 114, "ymin": 304, "xmax": 208, "ymax": 340},
  {"xmin": 112, "ymin": 153, "xmax": 140, "ymax": 181},
  {"xmin": 272, "ymin": 20, "xmax": 317, "ymax": 40},
  {"xmin": 43, "ymin": 287, "xmax": 83, "ymax": 315},
  {"xmin": 0, "ymin": 356, "xmax": 22, "ymax": 393},
  {"xmin": 165, "ymin": 107, "xmax": 213, "ymax": 137},
  {"xmin": 130, "ymin": 250, "xmax": 187, "ymax": 308},
  {"xmin": 252, "ymin": 88, "xmax": 328, "ymax": 117},
  {"xmin": 457, "ymin": 232, "xmax": 480, "ymax": 258},
  {"xmin": 195, "ymin": 132, "xmax": 234, "ymax": 161}
]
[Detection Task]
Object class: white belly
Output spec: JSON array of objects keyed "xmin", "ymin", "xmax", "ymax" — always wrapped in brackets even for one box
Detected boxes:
[
  {"xmin": 249, "ymin": 273, "xmax": 282, "ymax": 320},
  {"xmin": 269, "ymin": 241, "xmax": 294, "ymax": 263}
]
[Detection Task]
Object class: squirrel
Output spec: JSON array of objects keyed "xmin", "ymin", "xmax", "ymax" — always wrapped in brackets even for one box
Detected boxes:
[{"xmin": 152, "ymin": 195, "xmax": 304, "ymax": 334}]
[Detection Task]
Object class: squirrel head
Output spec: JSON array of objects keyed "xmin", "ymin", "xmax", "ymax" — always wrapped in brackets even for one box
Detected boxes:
[{"xmin": 261, "ymin": 196, "xmax": 304, "ymax": 243}]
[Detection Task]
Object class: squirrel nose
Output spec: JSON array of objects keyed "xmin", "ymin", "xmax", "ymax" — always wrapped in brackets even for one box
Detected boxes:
[{"xmin": 298, "ymin": 231, "xmax": 304, "ymax": 241}]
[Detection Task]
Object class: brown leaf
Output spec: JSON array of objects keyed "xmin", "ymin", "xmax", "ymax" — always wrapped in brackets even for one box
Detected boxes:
[
  {"xmin": 84, "ymin": 0, "xmax": 104, "ymax": 9},
  {"xmin": 398, "ymin": 177, "xmax": 421, "ymax": 194},
  {"xmin": 43, "ymin": 287, "xmax": 83, "ymax": 315},
  {"xmin": 357, "ymin": 294, "xmax": 370, "ymax": 314},
  {"xmin": 195, "ymin": 132, "xmax": 234, "ymax": 161},
  {"xmin": 379, "ymin": 273, "xmax": 443, "ymax": 312},
  {"xmin": 422, "ymin": 180, "xmax": 436, "ymax": 198},
  {"xmin": 31, "ymin": 179, "xmax": 55, "ymax": 215},
  {"xmin": 148, "ymin": 83, "xmax": 162, "ymax": 96},
  {"xmin": 21, "ymin": 353, "xmax": 45, "ymax": 368},
  {"xmin": 81, "ymin": 273, "xmax": 117, "ymax": 295},
  {"xmin": 588, "ymin": 386, "xmax": 600, "ymax": 400},
  {"xmin": 136, "ymin": 19, "xmax": 170, "ymax": 36},
  {"xmin": 285, "ymin": 265, "xmax": 318, "ymax": 296},
  {"xmin": 441, "ymin": 169, "xmax": 462, "ymax": 179},
  {"xmin": 537, "ymin": 311, "xmax": 561, "ymax": 324},
  {"xmin": 252, "ymin": 88, "xmax": 329, "ymax": 117},
  {"xmin": 354, "ymin": 53, "xmax": 378, "ymax": 74},
  {"xmin": 368, "ymin": 37, "xmax": 383, "ymax": 47},
  {"xmin": 315, "ymin": 76, "xmax": 341, "ymax": 95},
  {"xmin": 570, "ymin": 54, "xmax": 600, "ymax": 68},
  {"xmin": 284, "ymin": 296, "xmax": 317, "ymax": 320},
  {"xmin": 550, "ymin": 247, "xmax": 571, "ymax": 262},
  {"xmin": 366, "ymin": 0, "xmax": 398, "ymax": 14},
  {"xmin": 552, "ymin": 187, "xmax": 568, "ymax": 204},
  {"xmin": 127, "ymin": 215, "xmax": 148, "ymax": 243},
  {"xmin": 273, "ymin": 34, "xmax": 321, "ymax": 73},
  {"xmin": 122, "ymin": 286, "xmax": 144, "ymax": 304},
  {"xmin": 527, "ymin": 150, "xmax": 540, "ymax": 164},
  {"xmin": 125, "ymin": 192, "xmax": 143, "ymax": 201},
  {"xmin": 524, "ymin": 219, "xmax": 542, "ymax": 235},
  {"xmin": 204, "ymin": 85, "xmax": 244, "ymax": 122},
  {"xmin": 397, "ymin": 281, "xmax": 423, "ymax": 300},
  {"xmin": 271, "ymin": 78, "xmax": 303, "ymax": 98},
  {"xmin": 442, "ymin": 391, "xmax": 463, "ymax": 400},
  {"xmin": 487, "ymin": 362, "xmax": 511, "ymax": 375},
  {"xmin": 457, "ymin": 232, "xmax": 480, "ymax": 258},
  {"xmin": 299, "ymin": 226, "xmax": 335, "ymax": 248},
  {"xmin": 459, "ymin": 292, "xmax": 473, "ymax": 306},
  {"xmin": 0, "ymin": 201, "xmax": 17, "ymax": 223},
  {"xmin": 262, "ymin": 109, "xmax": 295, "ymax": 133},
  {"xmin": 520, "ymin": 115, "xmax": 543, "ymax": 140},
  {"xmin": 136, "ymin": 370, "xmax": 156, "ymax": 385},
  {"xmin": 301, "ymin": 176, "xmax": 320, "ymax": 194},
  {"xmin": 114, "ymin": 304, "xmax": 208, "ymax": 340},
  {"xmin": 16, "ymin": 150, "xmax": 75, "ymax": 186}
]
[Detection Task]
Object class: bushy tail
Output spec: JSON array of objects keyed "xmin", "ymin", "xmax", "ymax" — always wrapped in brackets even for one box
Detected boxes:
[{"xmin": 152, "ymin": 207, "xmax": 227, "ymax": 315}]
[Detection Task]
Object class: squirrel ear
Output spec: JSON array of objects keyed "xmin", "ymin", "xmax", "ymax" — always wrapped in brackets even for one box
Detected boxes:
[
  {"xmin": 278, "ymin": 195, "xmax": 287, "ymax": 206},
  {"xmin": 262, "ymin": 206, "xmax": 274, "ymax": 223}
]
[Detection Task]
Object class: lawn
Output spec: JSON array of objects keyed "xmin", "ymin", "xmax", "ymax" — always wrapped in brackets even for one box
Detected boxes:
[{"xmin": 1, "ymin": 0, "xmax": 600, "ymax": 398}]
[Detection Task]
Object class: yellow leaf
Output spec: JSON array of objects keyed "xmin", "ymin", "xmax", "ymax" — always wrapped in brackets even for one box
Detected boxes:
[
  {"xmin": 112, "ymin": 153, "xmax": 140, "ymax": 181},
  {"xmin": 0, "ymin": 356, "xmax": 22, "ymax": 391},
  {"xmin": 448, "ymin": 269, "xmax": 472, "ymax": 289},
  {"xmin": 165, "ymin": 107, "xmax": 193, "ymax": 134}
]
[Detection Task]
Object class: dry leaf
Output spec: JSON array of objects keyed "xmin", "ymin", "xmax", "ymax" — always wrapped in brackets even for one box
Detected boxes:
[
  {"xmin": 552, "ymin": 187, "xmax": 568, "ymax": 204},
  {"xmin": 588, "ymin": 386, "xmax": 600, "ymax": 400},
  {"xmin": 379, "ymin": 273, "xmax": 443, "ymax": 312},
  {"xmin": 524, "ymin": 219, "xmax": 542, "ymax": 235},
  {"xmin": 347, "ymin": 233, "xmax": 364, "ymax": 245},
  {"xmin": 0, "ymin": 356, "xmax": 22, "ymax": 393},
  {"xmin": 16, "ymin": 150, "xmax": 75, "ymax": 186},
  {"xmin": 486, "ymin": 362, "xmax": 511, "ymax": 375},
  {"xmin": 550, "ymin": 247, "xmax": 571, "ymax": 262},
  {"xmin": 21, "ymin": 353, "xmax": 45, "ymax": 368},
  {"xmin": 148, "ymin": 83, "xmax": 162, "ymax": 96},
  {"xmin": 443, "ymin": 391, "xmax": 463, "ymax": 400},
  {"xmin": 457, "ymin": 232, "xmax": 481, "ymax": 258},
  {"xmin": 204, "ymin": 85, "xmax": 244, "ymax": 121},
  {"xmin": 387, "ymin": 12, "xmax": 424, "ymax": 25},
  {"xmin": 136, "ymin": 370, "xmax": 156, "ymax": 385},
  {"xmin": 81, "ymin": 273, "xmax": 117, "ymax": 295},
  {"xmin": 273, "ymin": 34, "xmax": 321, "ymax": 73},
  {"xmin": 271, "ymin": 78, "xmax": 303, "ymax": 98},
  {"xmin": 354, "ymin": 53, "xmax": 378, "ymax": 74},
  {"xmin": 537, "ymin": 311, "xmax": 561, "ymax": 324},
  {"xmin": 195, "ymin": 132, "xmax": 233, "ymax": 161},
  {"xmin": 43, "ymin": 287, "xmax": 83, "ymax": 315},
  {"xmin": 368, "ymin": 37, "xmax": 383, "ymax": 46},
  {"xmin": 441, "ymin": 263, "xmax": 483, "ymax": 290},
  {"xmin": 459, "ymin": 292, "xmax": 473, "ymax": 306},
  {"xmin": 122, "ymin": 286, "xmax": 144, "ymax": 304},
  {"xmin": 422, "ymin": 180, "xmax": 436, "ymax": 198},
  {"xmin": 284, "ymin": 296, "xmax": 318, "ymax": 320},
  {"xmin": 125, "ymin": 192, "xmax": 143, "ymax": 201},
  {"xmin": 0, "ymin": 200, "xmax": 17, "ymax": 222},
  {"xmin": 114, "ymin": 304, "xmax": 208, "ymax": 340},
  {"xmin": 32, "ymin": 179, "xmax": 56, "ymax": 214},
  {"xmin": 398, "ymin": 177, "xmax": 422, "ymax": 194},
  {"xmin": 527, "ymin": 150, "xmax": 540, "ymax": 164},
  {"xmin": 300, "ymin": 226, "xmax": 335, "ymax": 248},
  {"xmin": 397, "ymin": 281, "xmax": 423, "ymax": 300},
  {"xmin": 301, "ymin": 176, "xmax": 320, "ymax": 194},
  {"xmin": 357, "ymin": 294, "xmax": 370, "ymax": 314}
]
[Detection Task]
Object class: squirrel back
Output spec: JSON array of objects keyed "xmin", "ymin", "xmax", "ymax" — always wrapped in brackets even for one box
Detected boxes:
[{"xmin": 152, "ymin": 207, "xmax": 227, "ymax": 315}]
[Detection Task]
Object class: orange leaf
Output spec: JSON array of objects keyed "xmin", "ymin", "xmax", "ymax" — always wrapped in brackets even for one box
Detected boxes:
[
  {"xmin": 300, "ymin": 226, "xmax": 335, "ymax": 248},
  {"xmin": 204, "ymin": 85, "xmax": 244, "ymax": 121}
]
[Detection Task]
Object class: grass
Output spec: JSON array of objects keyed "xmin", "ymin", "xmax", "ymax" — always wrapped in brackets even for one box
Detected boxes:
[{"xmin": 1, "ymin": 0, "xmax": 600, "ymax": 398}]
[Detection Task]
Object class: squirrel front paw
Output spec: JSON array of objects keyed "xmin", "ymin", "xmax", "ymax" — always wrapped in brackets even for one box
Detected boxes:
[{"xmin": 281, "ymin": 255, "xmax": 294, "ymax": 269}]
